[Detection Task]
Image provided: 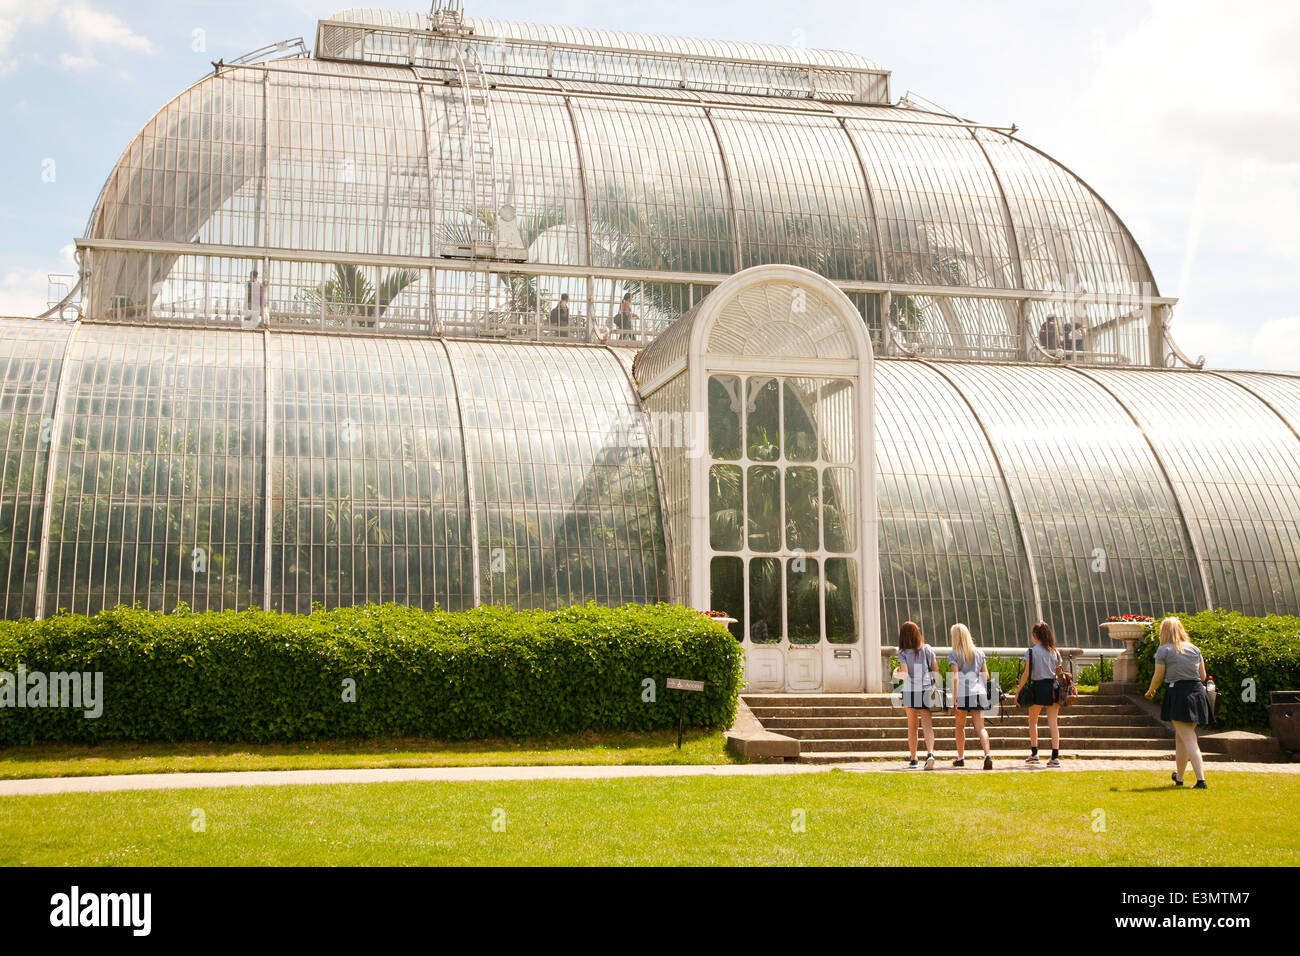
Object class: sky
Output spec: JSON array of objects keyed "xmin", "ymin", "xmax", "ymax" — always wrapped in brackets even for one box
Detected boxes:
[{"xmin": 0, "ymin": 0, "xmax": 1296, "ymax": 370}]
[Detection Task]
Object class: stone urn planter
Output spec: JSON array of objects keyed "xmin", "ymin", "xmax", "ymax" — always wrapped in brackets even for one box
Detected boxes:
[
  {"xmin": 1269, "ymin": 691, "xmax": 1300, "ymax": 754},
  {"xmin": 1100, "ymin": 619, "xmax": 1150, "ymax": 683}
]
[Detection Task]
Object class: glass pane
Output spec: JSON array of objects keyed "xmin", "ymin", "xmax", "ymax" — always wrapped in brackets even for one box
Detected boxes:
[
  {"xmin": 825, "ymin": 557, "xmax": 858, "ymax": 644},
  {"xmin": 709, "ymin": 464, "xmax": 743, "ymax": 552},
  {"xmin": 821, "ymin": 379, "xmax": 855, "ymax": 464},
  {"xmin": 824, "ymin": 467, "xmax": 856, "ymax": 553},
  {"xmin": 710, "ymin": 555, "xmax": 744, "ymax": 641},
  {"xmin": 783, "ymin": 379, "xmax": 818, "ymax": 462},
  {"xmin": 708, "ymin": 375, "xmax": 741, "ymax": 460},
  {"xmin": 784, "ymin": 466, "xmax": 819, "ymax": 552},
  {"xmin": 748, "ymin": 556, "xmax": 782, "ymax": 644},
  {"xmin": 746, "ymin": 377, "xmax": 779, "ymax": 461},
  {"xmin": 787, "ymin": 557, "xmax": 820, "ymax": 644},
  {"xmin": 746, "ymin": 465, "xmax": 781, "ymax": 552}
]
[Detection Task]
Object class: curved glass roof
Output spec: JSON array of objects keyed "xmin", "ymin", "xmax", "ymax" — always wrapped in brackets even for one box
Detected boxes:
[
  {"xmin": 78, "ymin": 12, "xmax": 1159, "ymax": 362},
  {"xmin": 5, "ymin": 317, "xmax": 1297, "ymax": 642},
  {"xmin": 85, "ymin": 56, "xmax": 1149, "ymax": 293}
]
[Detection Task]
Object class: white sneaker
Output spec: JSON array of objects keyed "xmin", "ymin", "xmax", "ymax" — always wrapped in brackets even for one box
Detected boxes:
[
  {"xmin": 1047, "ymin": 757, "xmax": 1061, "ymax": 768},
  {"xmin": 924, "ymin": 754, "xmax": 935, "ymax": 770},
  {"xmin": 1025, "ymin": 755, "xmax": 1040, "ymax": 765}
]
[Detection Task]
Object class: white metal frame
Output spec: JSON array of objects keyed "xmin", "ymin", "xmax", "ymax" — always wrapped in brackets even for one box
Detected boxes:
[{"xmin": 682, "ymin": 265, "xmax": 880, "ymax": 693}]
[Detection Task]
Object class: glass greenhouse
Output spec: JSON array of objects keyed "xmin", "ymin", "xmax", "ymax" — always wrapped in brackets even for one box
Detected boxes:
[{"xmin": 4, "ymin": 5, "xmax": 1298, "ymax": 691}]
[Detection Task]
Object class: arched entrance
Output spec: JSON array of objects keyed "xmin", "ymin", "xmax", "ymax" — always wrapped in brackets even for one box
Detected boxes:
[{"xmin": 636, "ymin": 265, "xmax": 879, "ymax": 693}]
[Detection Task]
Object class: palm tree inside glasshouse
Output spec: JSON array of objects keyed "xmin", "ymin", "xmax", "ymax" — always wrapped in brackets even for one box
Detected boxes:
[{"xmin": 297, "ymin": 264, "xmax": 422, "ymax": 324}]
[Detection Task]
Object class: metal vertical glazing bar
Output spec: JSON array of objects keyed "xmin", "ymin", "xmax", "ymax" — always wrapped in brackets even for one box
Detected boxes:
[
  {"xmin": 440, "ymin": 339, "xmax": 481, "ymax": 605},
  {"xmin": 837, "ymin": 118, "xmax": 888, "ymax": 290},
  {"xmin": 262, "ymin": 327, "xmax": 274, "ymax": 610},
  {"xmin": 922, "ymin": 359, "xmax": 1046, "ymax": 624},
  {"xmin": 563, "ymin": 96, "xmax": 594, "ymax": 271},
  {"xmin": 34, "ymin": 321, "xmax": 82, "ymax": 620},
  {"xmin": 882, "ymin": 290, "xmax": 892, "ymax": 356},
  {"xmin": 1073, "ymin": 367, "xmax": 1215, "ymax": 611},
  {"xmin": 701, "ymin": 107, "xmax": 744, "ymax": 272},
  {"xmin": 262, "ymin": 70, "xmax": 273, "ymax": 257},
  {"xmin": 968, "ymin": 128, "xmax": 1027, "ymax": 292},
  {"xmin": 1211, "ymin": 371, "xmax": 1300, "ymax": 448},
  {"xmin": 1017, "ymin": 299, "xmax": 1031, "ymax": 361},
  {"xmin": 415, "ymin": 70, "xmax": 439, "ymax": 286},
  {"xmin": 431, "ymin": 264, "xmax": 442, "ymax": 337},
  {"xmin": 605, "ymin": 344, "xmax": 676, "ymax": 602}
]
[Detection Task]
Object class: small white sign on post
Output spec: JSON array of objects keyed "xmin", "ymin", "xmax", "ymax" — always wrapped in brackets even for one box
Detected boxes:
[
  {"xmin": 666, "ymin": 678, "xmax": 705, "ymax": 693},
  {"xmin": 667, "ymin": 677, "xmax": 706, "ymax": 748}
]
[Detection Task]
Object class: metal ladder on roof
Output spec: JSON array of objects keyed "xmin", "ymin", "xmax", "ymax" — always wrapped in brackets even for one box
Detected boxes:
[
  {"xmin": 452, "ymin": 41, "xmax": 497, "ymax": 257},
  {"xmin": 433, "ymin": 7, "xmax": 527, "ymax": 261}
]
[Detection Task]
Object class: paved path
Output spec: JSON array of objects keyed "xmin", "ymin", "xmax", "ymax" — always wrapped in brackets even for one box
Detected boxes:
[{"xmin": 1, "ymin": 759, "xmax": 1297, "ymax": 797}]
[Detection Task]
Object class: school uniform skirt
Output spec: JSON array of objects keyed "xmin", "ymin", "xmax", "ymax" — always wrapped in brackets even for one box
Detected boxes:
[
  {"xmin": 900, "ymin": 686, "xmax": 944, "ymax": 710},
  {"xmin": 954, "ymin": 681, "xmax": 992, "ymax": 711},
  {"xmin": 1028, "ymin": 677, "xmax": 1057, "ymax": 707},
  {"xmin": 1161, "ymin": 679, "xmax": 1213, "ymax": 725}
]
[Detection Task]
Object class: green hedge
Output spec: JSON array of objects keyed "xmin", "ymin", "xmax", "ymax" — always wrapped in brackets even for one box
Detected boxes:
[
  {"xmin": 0, "ymin": 603, "xmax": 745, "ymax": 745},
  {"xmin": 1135, "ymin": 610, "xmax": 1300, "ymax": 729}
]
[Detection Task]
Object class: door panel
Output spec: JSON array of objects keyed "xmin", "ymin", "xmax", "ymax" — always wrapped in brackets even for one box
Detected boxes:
[
  {"xmin": 745, "ymin": 646, "xmax": 784, "ymax": 692},
  {"xmin": 785, "ymin": 646, "xmax": 822, "ymax": 692},
  {"xmin": 823, "ymin": 645, "xmax": 863, "ymax": 692}
]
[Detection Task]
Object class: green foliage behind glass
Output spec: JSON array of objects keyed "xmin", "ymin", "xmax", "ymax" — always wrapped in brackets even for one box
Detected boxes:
[
  {"xmin": 1135, "ymin": 610, "xmax": 1300, "ymax": 730},
  {"xmin": 0, "ymin": 603, "xmax": 744, "ymax": 745}
]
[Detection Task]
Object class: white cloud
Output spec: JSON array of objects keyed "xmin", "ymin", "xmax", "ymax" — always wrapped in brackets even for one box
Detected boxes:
[
  {"xmin": 57, "ymin": 52, "xmax": 97, "ymax": 70},
  {"xmin": 0, "ymin": 245, "xmax": 78, "ymax": 318},
  {"xmin": 1067, "ymin": 1, "xmax": 1300, "ymax": 369},
  {"xmin": 58, "ymin": 2, "xmax": 152, "ymax": 54},
  {"xmin": 1250, "ymin": 316, "xmax": 1300, "ymax": 371},
  {"xmin": 0, "ymin": 1, "xmax": 150, "ymax": 73},
  {"xmin": 0, "ymin": 268, "xmax": 53, "ymax": 318}
]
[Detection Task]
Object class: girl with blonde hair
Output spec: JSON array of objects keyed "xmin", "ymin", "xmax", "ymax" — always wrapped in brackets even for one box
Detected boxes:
[
  {"xmin": 947, "ymin": 623, "xmax": 993, "ymax": 769},
  {"xmin": 1145, "ymin": 617, "xmax": 1212, "ymax": 788}
]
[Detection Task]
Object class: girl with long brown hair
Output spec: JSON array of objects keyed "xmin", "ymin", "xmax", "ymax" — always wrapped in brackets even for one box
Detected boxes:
[
  {"xmin": 894, "ymin": 621, "xmax": 941, "ymax": 770},
  {"xmin": 1012, "ymin": 621, "xmax": 1064, "ymax": 766}
]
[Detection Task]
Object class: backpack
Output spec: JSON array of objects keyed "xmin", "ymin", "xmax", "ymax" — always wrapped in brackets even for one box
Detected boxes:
[{"xmin": 1055, "ymin": 658, "xmax": 1079, "ymax": 707}]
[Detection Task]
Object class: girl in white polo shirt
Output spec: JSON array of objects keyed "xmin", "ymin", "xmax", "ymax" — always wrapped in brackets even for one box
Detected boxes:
[
  {"xmin": 1013, "ymin": 621, "xmax": 1064, "ymax": 766},
  {"xmin": 948, "ymin": 623, "xmax": 993, "ymax": 770},
  {"xmin": 894, "ymin": 620, "xmax": 941, "ymax": 770},
  {"xmin": 1145, "ymin": 616, "xmax": 1212, "ymax": 789}
]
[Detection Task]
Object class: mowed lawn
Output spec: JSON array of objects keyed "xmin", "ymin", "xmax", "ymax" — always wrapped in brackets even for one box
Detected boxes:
[
  {"xmin": 0, "ymin": 730, "xmax": 736, "ymax": 780},
  {"xmin": 2, "ymin": 771, "xmax": 1296, "ymax": 866}
]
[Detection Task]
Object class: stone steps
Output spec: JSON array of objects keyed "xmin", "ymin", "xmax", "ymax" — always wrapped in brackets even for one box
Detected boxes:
[
  {"xmin": 748, "ymin": 703, "xmax": 1150, "ymax": 717},
  {"xmin": 799, "ymin": 750, "xmax": 1240, "ymax": 764},
  {"xmin": 756, "ymin": 713, "xmax": 1151, "ymax": 728},
  {"xmin": 797, "ymin": 734, "xmax": 1172, "ymax": 752},
  {"xmin": 776, "ymin": 725, "xmax": 1171, "ymax": 741},
  {"xmin": 740, "ymin": 691, "xmax": 1191, "ymax": 764}
]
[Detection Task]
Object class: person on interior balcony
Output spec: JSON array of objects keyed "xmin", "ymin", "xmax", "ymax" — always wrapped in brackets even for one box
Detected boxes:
[
  {"xmin": 244, "ymin": 269, "xmax": 266, "ymax": 328},
  {"xmin": 548, "ymin": 292, "xmax": 570, "ymax": 331},
  {"xmin": 1038, "ymin": 314, "xmax": 1060, "ymax": 351},
  {"xmin": 613, "ymin": 292, "xmax": 639, "ymax": 340}
]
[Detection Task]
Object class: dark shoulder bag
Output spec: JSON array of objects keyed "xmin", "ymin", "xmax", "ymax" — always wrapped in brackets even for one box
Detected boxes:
[{"xmin": 1016, "ymin": 647, "xmax": 1035, "ymax": 707}]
